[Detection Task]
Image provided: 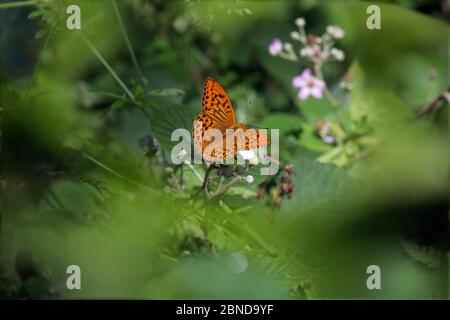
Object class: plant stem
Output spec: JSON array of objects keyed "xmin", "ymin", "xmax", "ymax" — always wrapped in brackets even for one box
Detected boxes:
[
  {"xmin": 0, "ymin": 0, "xmax": 37, "ymax": 9},
  {"xmin": 25, "ymin": 29, "xmax": 53, "ymax": 100},
  {"xmin": 201, "ymin": 164, "xmax": 216, "ymax": 197},
  {"xmin": 112, "ymin": 0, "xmax": 148, "ymax": 86},
  {"xmin": 184, "ymin": 161, "xmax": 203, "ymax": 183},
  {"xmin": 209, "ymin": 175, "xmax": 243, "ymax": 200},
  {"xmin": 314, "ymin": 64, "xmax": 345, "ymax": 130},
  {"xmin": 81, "ymin": 34, "xmax": 135, "ymax": 102}
]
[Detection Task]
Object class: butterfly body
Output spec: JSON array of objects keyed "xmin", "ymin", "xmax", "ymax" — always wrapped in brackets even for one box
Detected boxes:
[{"xmin": 193, "ymin": 78, "xmax": 269, "ymax": 161}]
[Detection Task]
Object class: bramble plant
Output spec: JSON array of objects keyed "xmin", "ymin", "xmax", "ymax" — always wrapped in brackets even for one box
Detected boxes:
[
  {"xmin": 269, "ymin": 18, "xmax": 346, "ymax": 145},
  {"xmin": 0, "ymin": 0, "xmax": 448, "ymax": 301}
]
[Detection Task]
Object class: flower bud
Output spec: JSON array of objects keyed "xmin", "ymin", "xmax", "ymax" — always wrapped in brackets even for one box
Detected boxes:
[{"xmin": 295, "ymin": 17, "xmax": 306, "ymax": 28}]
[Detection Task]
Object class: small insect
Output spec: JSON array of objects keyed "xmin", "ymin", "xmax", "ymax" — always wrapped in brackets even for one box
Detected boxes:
[{"xmin": 192, "ymin": 78, "xmax": 270, "ymax": 161}]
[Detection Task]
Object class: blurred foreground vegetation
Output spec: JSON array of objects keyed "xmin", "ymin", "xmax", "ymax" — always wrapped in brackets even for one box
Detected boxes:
[{"xmin": 0, "ymin": 0, "xmax": 448, "ymax": 299}]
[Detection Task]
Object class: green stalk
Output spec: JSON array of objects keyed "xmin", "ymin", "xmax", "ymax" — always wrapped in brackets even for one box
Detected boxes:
[
  {"xmin": 81, "ymin": 34, "xmax": 135, "ymax": 102},
  {"xmin": 0, "ymin": 0, "xmax": 38, "ymax": 9},
  {"xmin": 314, "ymin": 64, "xmax": 345, "ymax": 132},
  {"xmin": 112, "ymin": 0, "xmax": 147, "ymax": 85}
]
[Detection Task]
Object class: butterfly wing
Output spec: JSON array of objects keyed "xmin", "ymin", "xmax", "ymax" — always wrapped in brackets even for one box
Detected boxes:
[
  {"xmin": 202, "ymin": 78, "xmax": 236, "ymax": 128},
  {"xmin": 193, "ymin": 78, "xmax": 270, "ymax": 161},
  {"xmin": 203, "ymin": 129, "xmax": 270, "ymax": 162},
  {"xmin": 202, "ymin": 132, "xmax": 236, "ymax": 162},
  {"xmin": 194, "ymin": 78, "xmax": 236, "ymax": 154},
  {"xmin": 238, "ymin": 128, "xmax": 270, "ymax": 152}
]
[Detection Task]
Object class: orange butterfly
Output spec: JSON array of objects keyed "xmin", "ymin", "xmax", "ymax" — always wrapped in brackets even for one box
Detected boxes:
[{"xmin": 192, "ymin": 78, "xmax": 270, "ymax": 161}]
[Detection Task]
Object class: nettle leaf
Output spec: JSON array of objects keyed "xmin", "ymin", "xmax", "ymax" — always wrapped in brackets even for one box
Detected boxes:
[
  {"xmin": 148, "ymin": 88, "xmax": 185, "ymax": 97},
  {"xmin": 281, "ymin": 158, "xmax": 355, "ymax": 215},
  {"xmin": 149, "ymin": 104, "xmax": 198, "ymax": 155}
]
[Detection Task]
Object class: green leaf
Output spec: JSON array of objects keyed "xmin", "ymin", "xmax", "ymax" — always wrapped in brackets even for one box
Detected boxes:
[
  {"xmin": 134, "ymin": 86, "xmax": 144, "ymax": 98},
  {"xmin": 351, "ymin": 90, "xmax": 412, "ymax": 135},
  {"xmin": 28, "ymin": 9, "xmax": 45, "ymax": 19},
  {"xmin": 401, "ymin": 240, "xmax": 446, "ymax": 269},
  {"xmin": 299, "ymin": 124, "xmax": 333, "ymax": 153},
  {"xmin": 111, "ymin": 99, "xmax": 127, "ymax": 111},
  {"xmin": 149, "ymin": 104, "xmax": 198, "ymax": 155},
  {"xmin": 148, "ymin": 88, "xmax": 185, "ymax": 97},
  {"xmin": 34, "ymin": 29, "xmax": 47, "ymax": 39},
  {"xmin": 298, "ymin": 97, "xmax": 334, "ymax": 125},
  {"xmin": 281, "ymin": 158, "xmax": 355, "ymax": 215},
  {"xmin": 260, "ymin": 112, "xmax": 303, "ymax": 135}
]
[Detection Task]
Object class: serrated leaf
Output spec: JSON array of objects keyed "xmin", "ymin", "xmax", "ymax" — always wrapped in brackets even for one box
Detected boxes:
[{"xmin": 149, "ymin": 104, "xmax": 198, "ymax": 156}]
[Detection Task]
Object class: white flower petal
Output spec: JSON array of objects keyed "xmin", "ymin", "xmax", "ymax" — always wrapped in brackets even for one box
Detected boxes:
[
  {"xmin": 310, "ymin": 86, "xmax": 324, "ymax": 99},
  {"xmin": 292, "ymin": 75, "xmax": 307, "ymax": 88},
  {"xmin": 295, "ymin": 17, "xmax": 306, "ymax": 28},
  {"xmin": 298, "ymin": 87, "xmax": 310, "ymax": 100}
]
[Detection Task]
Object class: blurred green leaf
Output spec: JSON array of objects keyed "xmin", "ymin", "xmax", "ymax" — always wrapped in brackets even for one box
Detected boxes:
[
  {"xmin": 148, "ymin": 88, "xmax": 185, "ymax": 97},
  {"xmin": 281, "ymin": 158, "xmax": 355, "ymax": 215},
  {"xmin": 260, "ymin": 112, "xmax": 303, "ymax": 135},
  {"xmin": 111, "ymin": 99, "xmax": 127, "ymax": 111}
]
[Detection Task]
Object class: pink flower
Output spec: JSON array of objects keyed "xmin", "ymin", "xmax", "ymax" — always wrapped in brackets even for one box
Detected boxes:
[
  {"xmin": 322, "ymin": 135, "xmax": 336, "ymax": 144},
  {"xmin": 292, "ymin": 69, "xmax": 325, "ymax": 100},
  {"xmin": 268, "ymin": 38, "xmax": 282, "ymax": 56}
]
